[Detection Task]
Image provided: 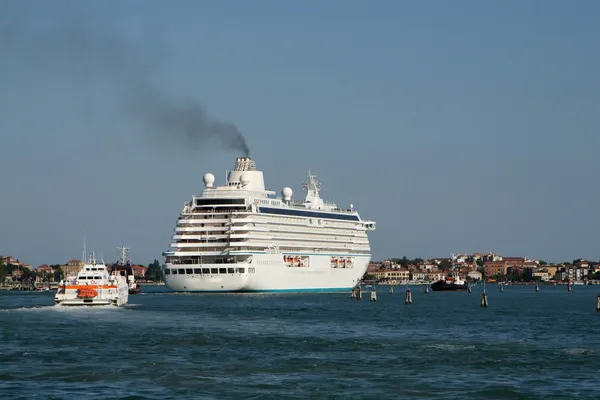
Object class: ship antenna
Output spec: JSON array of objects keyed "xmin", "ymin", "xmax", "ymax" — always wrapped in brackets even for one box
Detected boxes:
[
  {"xmin": 117, "ymin": 245, "xmax": 130, "ymax": 264},
  {"xmin": 83, "ymin": 231, "xmax": 87, "ymax": 265}
]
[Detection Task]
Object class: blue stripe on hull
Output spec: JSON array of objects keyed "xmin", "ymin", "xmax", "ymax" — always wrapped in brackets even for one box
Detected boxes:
[
  {"xmin": 242, "ymin": 287, "xmax": 352, "ymax": 293},
  {"xmin": 171, "ymin": 287, "xmax": 352, "ymax": 293}
]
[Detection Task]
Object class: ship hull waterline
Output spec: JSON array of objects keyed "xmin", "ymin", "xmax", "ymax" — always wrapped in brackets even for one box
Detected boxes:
[
  {"xmin": 55, "ymin": 299, "xmax": 120, "ymax": 306},
  {"xmin": 163, "ymin": 255, "xmax": 370, "ymax": 294}
]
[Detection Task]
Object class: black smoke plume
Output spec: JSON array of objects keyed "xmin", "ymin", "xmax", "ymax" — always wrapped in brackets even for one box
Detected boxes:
[{"xmin": 0, "ymin": 5, "xmax": 250, "ymax": 157}]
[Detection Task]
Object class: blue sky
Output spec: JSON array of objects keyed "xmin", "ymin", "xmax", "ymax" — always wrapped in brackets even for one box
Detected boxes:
[{"xmin": 1, "ymin": 0, "xmax": 598, "ymax": 266}]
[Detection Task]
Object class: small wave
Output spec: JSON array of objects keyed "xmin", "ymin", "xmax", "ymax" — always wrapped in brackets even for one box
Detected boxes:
[
  {"xmin": 563, "ymin": 348, "xmax": 594, "ymax": 356},
  {"xmin": 423, "ymin": 343, "xmax": 476, "ymax": 351},
  {"xmin": 468, "ymin": 387, "xmax": 523, "ymax": 399}
]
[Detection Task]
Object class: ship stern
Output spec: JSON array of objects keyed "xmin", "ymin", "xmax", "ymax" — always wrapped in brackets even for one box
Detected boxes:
[{"xmin": 163, "ymin": 263, "xmax": 250, "ymax": 292}]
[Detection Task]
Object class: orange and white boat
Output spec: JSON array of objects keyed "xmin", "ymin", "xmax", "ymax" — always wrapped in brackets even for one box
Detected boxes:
[{"xmin": 55, "ymin": 254, "xmax": 129, "ymax": 306}]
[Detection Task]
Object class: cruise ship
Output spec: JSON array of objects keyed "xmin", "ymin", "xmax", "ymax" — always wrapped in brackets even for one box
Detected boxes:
[{"xmin": 162, "ymin": 157, "xmax": 376, "ymax": 293}]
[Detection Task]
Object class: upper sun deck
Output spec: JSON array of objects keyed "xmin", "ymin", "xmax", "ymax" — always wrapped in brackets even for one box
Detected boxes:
[
  {"xmin": 184, "ymin": 157, "xmax": 375, "ymax": 229},
  {"xmin": 71, "ymin": 263, "xmax": 110, "ymax": 283},
  {"xmin": 77, "ymin": 255, "xmax": 109, "ymax": 275},
  {"xmin": 80, "ymin": 264, "xmax": 108, "ymax": 272},
  {"xmin": 196, "ymin": 157, "xmax": 349, "ymax": 209}
]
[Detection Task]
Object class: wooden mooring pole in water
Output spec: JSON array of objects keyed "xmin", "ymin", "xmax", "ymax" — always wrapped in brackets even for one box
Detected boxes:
[
  {"xmin": 405, "ymin": 288, "xmax": 412, "ymax": 305},
  {"xmin": 480, "ymin": 292, "xmax": 488, "ymax": 308}
]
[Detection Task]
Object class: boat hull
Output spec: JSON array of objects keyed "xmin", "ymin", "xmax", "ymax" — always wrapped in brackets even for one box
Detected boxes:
[
  {"xmin": 55, "ymin": 286, "xmax": 129, "ymax": 306},
  {"xmin": 163, "ymin": 254, "xmax": 370, "ymax": 293},
  {"xmin": 55, "ymin": 298, "xmax": 119, "ymax": 306},
  {"xmin": 430, "ymin": 280, "xmax": 468, "ymax": 292},
  {"xmin": 129, "ymin": 284, "xmax": 142, "ymax": 295}
]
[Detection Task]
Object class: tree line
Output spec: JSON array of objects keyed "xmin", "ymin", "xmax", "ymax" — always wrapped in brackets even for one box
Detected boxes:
[{"xmin": 0, "ymin": 259, "xmax": 165, "ymax": 284}]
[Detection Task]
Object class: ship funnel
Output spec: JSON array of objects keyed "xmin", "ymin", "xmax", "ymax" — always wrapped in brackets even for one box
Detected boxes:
[
  {"xmin": 234, "ymin": 157, "xmax": 257, "ymax": 171},
  {"xmin": 227, "ymin": 157, "xmax": 265, "ymax": 191}
]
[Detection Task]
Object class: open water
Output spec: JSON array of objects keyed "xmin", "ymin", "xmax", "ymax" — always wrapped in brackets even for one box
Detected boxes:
[{"xmin": 1, "ymin": 284, "xmax": 600, "ymax": 399}]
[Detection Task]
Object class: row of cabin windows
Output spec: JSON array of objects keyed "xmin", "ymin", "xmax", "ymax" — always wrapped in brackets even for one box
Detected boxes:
[
  {"xmin": 168, "ymin": 258, "xmax": 239, "ymax": 264},
  {"xmin": 189, "ymin": 208, "xmax": 248, "ymax": 214},
  {"xmin": 195, "ymin": 199, "xmax": 245, "ymax": 206},
  {"xmin": 79, "ymin": 276, "xmax": 102, "ymax": 280},
  {"xmin": 165, "ymin": 267, "xmax": 245, "ymax": 275}
]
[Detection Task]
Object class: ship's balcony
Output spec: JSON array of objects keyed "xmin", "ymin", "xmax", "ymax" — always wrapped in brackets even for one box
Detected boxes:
[
  {"xmin": 175, "ymin": 226, "xmax": 231, "ymax": 233},
  {"xmin": 228, "ymin": 239, "xmax": 369, "ymax": 252},
  {"xmin": 363, "ymin": 220, "xmax": 376, "ymax": 231},
  {"xmin": 171, "ymin": 233, "xmax": 370, "ymax": 246},
  {"xmin": 167, "ymin": 250, "xmax": 229, "ymax": 257},
  {"xmin": 261, "ymin": 222, "xmax": 357, "ymax": 232},
  {"xmin": 172, "ymin": 233, "xmax": 255, "ymax": 241},
  {"xmin": 244, "ymin": 224, "xmax": 365, "ymax": 237},
  {"xmin": 250, "ymin": 215, "xmax": 360, "ymax": 230},
  {"xmin": 170, "ymin": 244, "xmax": 229, "ymax": 251},
  {"xmin": 242, "ymin": 232, "xmax": 368, "ymax": 244},
  {"xmin": 171, "ymin": 238, "xmax": 237, "ymax": 245},
  {"xmin": 172, "ymin": 235, "xmax": 227, "ymax": 241}
]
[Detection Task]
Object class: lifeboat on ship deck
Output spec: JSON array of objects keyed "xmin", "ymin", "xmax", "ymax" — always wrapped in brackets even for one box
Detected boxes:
[{"xmin": 77, "ymin": 287, "xmax": 98, "ymax": 299}]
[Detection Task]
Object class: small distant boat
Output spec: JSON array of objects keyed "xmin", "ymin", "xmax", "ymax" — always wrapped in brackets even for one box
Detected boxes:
[
  {"xmin": 430, "ymin": 272, "xmax": 468, "ymax": 292},
  {"xmin": 55, "ymin": 254, "xmax": 129, "ymax": 306},
  {"xmin": 110, "ymin": 245, "xmax": 142, "ymax": 295}
]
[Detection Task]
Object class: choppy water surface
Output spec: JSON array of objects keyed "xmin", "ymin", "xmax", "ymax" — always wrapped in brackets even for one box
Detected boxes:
[{"xmin": 1, "ymin": 284, "xmax": 600, "ymax": 399}]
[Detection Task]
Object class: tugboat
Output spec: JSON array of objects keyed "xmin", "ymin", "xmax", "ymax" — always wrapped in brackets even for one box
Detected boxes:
[
  {"xmin": 431, "ymin": 270, "xmax": 468, "ymax": 292},
  {"xmin": 110, "ymin": 245, "xmax": 142, "ymax": 295}
]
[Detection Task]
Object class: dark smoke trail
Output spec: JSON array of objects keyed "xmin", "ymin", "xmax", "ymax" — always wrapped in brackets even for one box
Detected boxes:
[
  {"xmin": 0, "ymin": 5, "xmax": 250, "ymax": 157},
  {"xmin": 130, "ymin": 84, "xmax": 250, "ymax": 157}
]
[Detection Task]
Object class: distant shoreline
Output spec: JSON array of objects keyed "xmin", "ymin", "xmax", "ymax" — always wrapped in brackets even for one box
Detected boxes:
[
  {"xmin": 363, "ymin": 280, "xmax": 598, "ymax": 286},
  {"xmin": 0, "ymin": 281, "xmax": 165, "ymax": 290}
]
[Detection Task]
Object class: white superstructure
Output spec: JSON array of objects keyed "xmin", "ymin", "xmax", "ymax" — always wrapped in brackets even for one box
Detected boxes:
[
  {"xmin": 55, "ymin": 254, "xmax": 129, "ymax": 306},
  {"xmin": 162, "ymin": 157, "xmax": 376, "ymax": 293}
]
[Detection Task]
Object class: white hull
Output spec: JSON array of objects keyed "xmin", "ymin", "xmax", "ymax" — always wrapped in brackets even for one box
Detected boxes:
[
  {"xmin": 54, "ymin": 256, "xmax": 130, "ymax": 307},
  {"xmin": 163, "ymin": 157, "xmax": 376, "ymax": 294},
  {"xmin": 55, "ymin": 297, "xmax": 126, "ymax": 307},
  {"xmin": 164, "ymin": 254, "xmax": 370, "ymax": 293},
  {"xmin": 55, "ymin": 286, "xmax": 129, "ymax": 306}
]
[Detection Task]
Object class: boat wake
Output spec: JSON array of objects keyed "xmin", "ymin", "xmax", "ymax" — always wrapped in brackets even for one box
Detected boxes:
[
  {"xmin": 0, "ymin": 305, "xmax": 58, "ymax": 312},
  {"xmin": 0, "ymin": 304, "xmax": 124, "ymax": 313}
]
